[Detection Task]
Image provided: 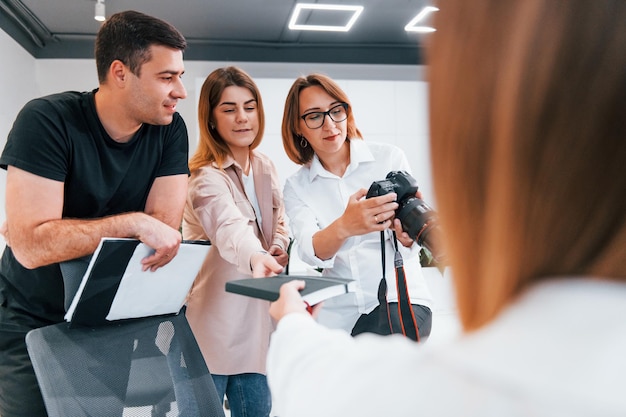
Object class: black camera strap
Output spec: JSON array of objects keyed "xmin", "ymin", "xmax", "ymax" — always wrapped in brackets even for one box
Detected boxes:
[{"xmin": 377, "ymin": 231, "xmax": 420, "ymax": 341}]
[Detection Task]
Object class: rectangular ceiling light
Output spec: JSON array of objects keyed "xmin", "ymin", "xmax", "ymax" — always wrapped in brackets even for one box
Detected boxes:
[
  {"xmin": 405, "ymin": 6, "xmax": 439, "ymax": 33},
  {"xmin": 288, "ymin": 3, "xmax": 364, "ymax": 32}
]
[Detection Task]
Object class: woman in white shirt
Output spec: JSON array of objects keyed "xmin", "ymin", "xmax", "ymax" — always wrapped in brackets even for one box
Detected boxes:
[
  {"xmin": 267, "ymin": 1, "xmax": 626, "ymax": 416},
  {"xmin": 280, "ymin": 73, "xmax": 433, "ymax": 338}
]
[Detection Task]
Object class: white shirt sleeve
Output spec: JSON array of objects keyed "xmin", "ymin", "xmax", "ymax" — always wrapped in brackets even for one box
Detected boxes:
[
  {"xmin": 283, "ymin": 177, "xmax": 337, "ymax": 268},
  {"xmin": 267, "ymin": 313, "xmax": 427, "ymax": 417}
]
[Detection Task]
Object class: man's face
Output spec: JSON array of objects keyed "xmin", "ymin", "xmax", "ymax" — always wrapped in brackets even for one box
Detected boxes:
[{"xmin": 125, "ymin": 44, "xmax": 187, "ymax": 126}]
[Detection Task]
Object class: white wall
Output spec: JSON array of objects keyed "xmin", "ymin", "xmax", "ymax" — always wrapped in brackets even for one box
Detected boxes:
[
  {"xmin": 0, "ymin": 29, "xmax": 39, "ymax": 250},
  {"xmin": 0, "ymin": 31, "xmax": 38, "ymax": 138}
]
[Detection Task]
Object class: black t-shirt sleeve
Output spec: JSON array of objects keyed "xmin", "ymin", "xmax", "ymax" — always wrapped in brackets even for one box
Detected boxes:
[
  {"xmin": 0, "ymin": 98, "xmax": 70, "ymax": 181},
  {"xmin": 156, "ymin": 113, "xmax": 190, "ymax": 178}
]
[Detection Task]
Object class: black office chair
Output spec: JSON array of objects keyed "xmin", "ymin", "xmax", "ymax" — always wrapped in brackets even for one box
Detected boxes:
[{"xmin": 25, "ymin": 312, "xmax": 225, "ymax": 417}]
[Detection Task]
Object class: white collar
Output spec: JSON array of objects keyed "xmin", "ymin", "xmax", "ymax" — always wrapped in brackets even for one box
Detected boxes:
[{"xmin": 308, "ymin": 139, "xmax": 375, "ymax": 181}]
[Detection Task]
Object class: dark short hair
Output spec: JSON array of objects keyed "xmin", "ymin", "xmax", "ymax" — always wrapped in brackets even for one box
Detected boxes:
[{"xmin": 95, "ymin": 10, "xmax": 186, "ymax": 83}]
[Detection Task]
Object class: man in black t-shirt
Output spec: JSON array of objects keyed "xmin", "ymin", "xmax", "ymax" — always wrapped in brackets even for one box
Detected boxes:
[{"xmin": 0, "ymin": 11, "xmax": 189, "ymax": 417}]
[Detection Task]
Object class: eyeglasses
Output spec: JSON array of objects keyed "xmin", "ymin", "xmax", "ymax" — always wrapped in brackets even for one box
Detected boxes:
[{"xmin": 300, "ymin": 103, "xmax": 348, "ymax": 129}]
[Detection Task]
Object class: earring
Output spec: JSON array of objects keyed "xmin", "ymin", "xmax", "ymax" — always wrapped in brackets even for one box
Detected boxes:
[
  {"xmin": 299, "ymin": 135, "xmax": 308, "ymax": 148},
  {"xmin": 209, "ymin": 122, "xmax": 215, "ymax": 130}
]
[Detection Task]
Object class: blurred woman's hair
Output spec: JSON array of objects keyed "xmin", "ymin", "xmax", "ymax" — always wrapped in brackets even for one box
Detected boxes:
[
  {"xmin": 429, "ymin": 0, "xmax": 626, "ymax": 330},
  {"xmin": 190, "ymin": 66, "xmax": 265, "ymax": 171},
  {"xmin": 282, "ymin": 73, "xmax": 363, "ymax": 165}
]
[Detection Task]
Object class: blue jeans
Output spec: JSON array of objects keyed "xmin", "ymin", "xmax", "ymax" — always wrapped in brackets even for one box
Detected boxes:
[{"xmin": 212, "ymin": 373, "xmax": 271, "ymax": 417}]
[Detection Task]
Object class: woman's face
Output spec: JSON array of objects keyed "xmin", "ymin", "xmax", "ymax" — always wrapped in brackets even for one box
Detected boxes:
[
  {"xmin": 212, "ymin": 85, "xmax": 259, "ymax": 152},
  {"xmin": 298, "ymin": 85, "xmax": 348, "ymax": 159}
]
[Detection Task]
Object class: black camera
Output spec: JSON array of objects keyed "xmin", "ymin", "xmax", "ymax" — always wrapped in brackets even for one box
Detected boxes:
[{"xmin": 366, "ymin": 171, "xmax": 445, "ymax": 263}]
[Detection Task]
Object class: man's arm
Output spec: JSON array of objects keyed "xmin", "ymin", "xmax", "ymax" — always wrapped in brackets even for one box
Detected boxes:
[
  {"xmin": 139, "ymin": 173, "xmax": 188, "ymax": 270},
  {"xmin": 5, "ymin": 166, "xmax": 183, "ymax": 270}
]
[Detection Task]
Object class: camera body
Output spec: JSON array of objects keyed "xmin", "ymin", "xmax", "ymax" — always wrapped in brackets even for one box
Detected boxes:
[
  {"xmin": 365, "ymin": 170, "xmax": 419, "ymax": 203},
  {"xmin": 366, "ymin": 171, "xmax": 445, "ymax": 262}
]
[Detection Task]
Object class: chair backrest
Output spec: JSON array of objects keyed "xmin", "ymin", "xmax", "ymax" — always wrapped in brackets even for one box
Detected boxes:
[{"xmin": 25, "ymin": 312, "xmax": 225, "ymax": 417}]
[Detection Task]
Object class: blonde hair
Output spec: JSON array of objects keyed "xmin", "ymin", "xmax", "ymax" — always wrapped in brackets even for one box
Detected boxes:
[
  {"xmin": 189, "ymin": 66, "xmax": 265, "ymax": 171},
  {"xmin": 281, "ymin": 73, "xmax": 363, "ymax": 165},
  {"xmin": 429, "ymin": 0, "xmax": 626, "ymax": 330}
]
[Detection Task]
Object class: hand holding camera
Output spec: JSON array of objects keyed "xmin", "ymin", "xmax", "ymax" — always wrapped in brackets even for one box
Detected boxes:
[
  {"xmin": 366, "ymin": 171, "xmax": 446, "ymax": 263},
  {"xmin": 342, "ymin": 188, "xmax": 399, "ymax": 235}
]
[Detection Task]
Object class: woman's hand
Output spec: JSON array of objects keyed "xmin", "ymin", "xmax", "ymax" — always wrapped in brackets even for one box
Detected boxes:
[
  {"xmin": 393, "ymin": 218, "xmax": 415, "ymax": 248},
  {"xmin": 269, "ymin": 280, "xmax": 321, "ymax": 322},
  {"xmin": 251, "ymin": 252, "xmax": 284, "ymax": 278},
  {"xmin": 392, "ymin": 190, "xmax": 424, "ymax": 247},
  {"xmin": 337, "ymin": 189, "xmax": 399, "ymax": 237},
  {"xmin": 312, "ymin": 189, "xmax": 400, "ymax": 260},
  {"xmin": 269, "ymin": 244, "xmax": 289, "ymax": 267}
]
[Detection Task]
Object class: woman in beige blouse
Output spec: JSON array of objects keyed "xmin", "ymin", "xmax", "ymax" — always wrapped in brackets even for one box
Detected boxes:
[{"xmin": 183, "ymin": 66, "xmax": 289, "ymax": 417}]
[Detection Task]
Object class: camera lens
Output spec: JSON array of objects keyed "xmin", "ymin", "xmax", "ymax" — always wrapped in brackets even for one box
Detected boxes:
[
  {"xmin": 396, "ymin": 197, "xmax": 446, "ymax": 263},
  {"xmin": 367, "ymin": 171, "xmax": 446, "ymax": 263}
]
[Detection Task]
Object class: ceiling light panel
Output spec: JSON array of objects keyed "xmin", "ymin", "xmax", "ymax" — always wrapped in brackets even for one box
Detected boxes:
[
  {"xmin": 405, "ymin": 6, "xmax": 438, "ymax": 33},
  {"xmin": 289, "ymin": 3, "xmax": 364, "ymax": 32}
]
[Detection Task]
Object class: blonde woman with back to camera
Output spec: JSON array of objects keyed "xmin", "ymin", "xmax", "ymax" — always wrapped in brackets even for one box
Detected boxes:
[{"xmin": 266, "ymin": 1, "xmax": 626, "ymax": 416}]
